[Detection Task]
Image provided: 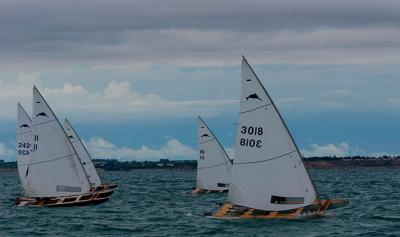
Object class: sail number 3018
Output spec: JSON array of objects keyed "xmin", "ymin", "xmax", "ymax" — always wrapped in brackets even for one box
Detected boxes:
[{"xmin": 240, "ymin": 126, "xmax": 263, "ymax": 148}]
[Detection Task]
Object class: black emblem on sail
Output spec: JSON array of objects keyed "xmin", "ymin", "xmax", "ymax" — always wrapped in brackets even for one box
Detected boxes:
[
  {"xmin": 246, "ymin": 78, "xmax": 252, "ymax": 81},
  {"xmin": 19, "ymin": 124, "xmax": 30, "ymax": 128},
  {"xmin": 246, "ymin": 93, "xmax": 262, "ymax": 101},
  {"xmin": 36, "ymin": 112, "xmax": 49, "ymax": 118},
  {"xmin": 36, "ymin": 101, "xmax": 41, "ymax": 103},
  {"xmin": 201, "ymin": 134, "xmax": 210, "ymax": 138},
  {"xmin": 68, "ymin": 135, "xmax": 74, "ymax": 139}
]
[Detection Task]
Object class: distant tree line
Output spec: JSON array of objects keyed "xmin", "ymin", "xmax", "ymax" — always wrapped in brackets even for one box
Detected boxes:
[
  {"xmin": 1, "ymin": 156, "xmax": 400, "ymax": 171},
  {"xmin": 92, "ymin": 159, "xmax": 197, "ymax": 171}
]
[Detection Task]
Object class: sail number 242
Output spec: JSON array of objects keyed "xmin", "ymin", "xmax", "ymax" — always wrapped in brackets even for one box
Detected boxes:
[
  {"xmin": 240, "ymin": 126, "xmax": 263, "ymax": 148},
  {"xmin": 18, "ymin": 143, "xmax": 31, "ymax": 156}
]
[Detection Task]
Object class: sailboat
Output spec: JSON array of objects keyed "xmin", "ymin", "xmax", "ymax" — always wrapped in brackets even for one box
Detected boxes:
[
  {"xmin": 15, "ymin": 86, "xmax": 116, "ymax": 207},
  {"xmin": 192, "ymin": 116, "xmax": 233, "ymax": 194},
  {"xmin": 64, "ymin": 119, "xmax": 118, "ymax": 192},
  {"xmin": 211, "ymin": 56, "xmax": 348, "ymax": 219}
]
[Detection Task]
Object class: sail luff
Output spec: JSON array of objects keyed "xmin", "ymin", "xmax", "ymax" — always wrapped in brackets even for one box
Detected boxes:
[
  {"xmin": 241, "ymin": 56, "xmax": 318, "ymax": 196},
  {"xmin": 64, "ymin": 119, "xmax": 102, "ymax": 186}
]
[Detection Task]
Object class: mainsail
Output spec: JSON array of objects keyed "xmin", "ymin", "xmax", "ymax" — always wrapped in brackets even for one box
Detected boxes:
[
  {"xmin": 197, "ymin": 116, "xmax": 232, "ymax": 191},
  {"xmin": 228, "ymin": 57, "xmax": 317, "ymax": 211},
  {"xmin": 16, "ymin": 103, "xmax": 33, "ymax": 193},
  {"xmin": 25, "ymin": 86, "xmax": 91, "ymax": 197},
  {"xmin": 64, "ymin": 119, "xmax": 102, "ymax": 187}
]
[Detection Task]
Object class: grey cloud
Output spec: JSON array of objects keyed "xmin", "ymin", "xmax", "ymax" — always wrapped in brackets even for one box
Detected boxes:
[
  {"xmin": 2, "ymin": 0, "xmax": 400, "ymax": 32},
  {"xmin": 2, "ymin": 0, "xmax": 400, "ymax": 66}
]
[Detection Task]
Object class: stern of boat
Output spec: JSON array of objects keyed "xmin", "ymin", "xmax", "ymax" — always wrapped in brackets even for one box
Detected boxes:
[
  {"xmin": 15, "ymin": 188, "xmax": 116, "ymax": 207},
  {"xmin": 210, "ymin": 199, "xmax": 349, "ymax": 219}
]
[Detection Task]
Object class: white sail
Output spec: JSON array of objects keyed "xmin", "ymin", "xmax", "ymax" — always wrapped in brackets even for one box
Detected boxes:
[
  {"xmin": 16, "ymin": 103, "xmax": 33, "ymax": 193},
  {"xmin": 197, "ymin": 116, "xmax": 232, "ymax": 191},
  {"xmin": 25, "ymin": 86, "xmax": 91, "ymax": 197},
  {"xmin": 64, "ymin": 119, "xmax": 102, "ymax": 187},
  {"xmin": 228, "ymin": 57, "xmax": 317, "ymax": 211}
]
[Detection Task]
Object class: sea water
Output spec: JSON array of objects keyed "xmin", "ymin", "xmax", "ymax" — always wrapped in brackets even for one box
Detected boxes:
[{"xmin": 1, "ymin": 169, "xmax": 400, "ymax": 236}]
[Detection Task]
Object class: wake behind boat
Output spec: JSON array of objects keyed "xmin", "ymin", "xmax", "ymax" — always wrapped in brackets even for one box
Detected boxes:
[
  {"xmin": 192, "ymin": 116, "xmax": 233, "ymax": 194},
  {"xmin": 211, "ymin": 57, "xmax": 348, "ymax": 219},
  {"xmin": 15, "ymin": 86, "xmax": 116, "ymax": 207}
]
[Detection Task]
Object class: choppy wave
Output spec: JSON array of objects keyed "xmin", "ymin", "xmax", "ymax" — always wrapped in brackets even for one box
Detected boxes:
[{"xmin": 1, "ymin": 168, "xmax": 400, "ymax": 236}]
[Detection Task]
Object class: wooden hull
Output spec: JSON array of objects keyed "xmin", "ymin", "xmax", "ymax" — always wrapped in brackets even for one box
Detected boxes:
[
  {"xmin": 16, "ymin": 185, "xmax": 117, "ymax": 207},
  {"xmin": 91, "ymin": 183, "xmax": 118, "ymax": 192},
  {"xmin": 192, "ymin": 188, "xmax": 229, "ymax": 194},
  {"xmin": 211, "ymin": 199, "xmax": 349, "ymax": 219}
]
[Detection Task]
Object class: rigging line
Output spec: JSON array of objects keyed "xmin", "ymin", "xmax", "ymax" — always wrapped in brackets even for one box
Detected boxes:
[
  {"xmin": 199, "ymin": 138, "xmax": 215, "ymax": 145},
  {"xmin": 33, "ymin": 118, "xmax": 57, "ymax": 127},
  {"xmin": 20, "ymin": 153, "xmax": 74, "ymax": 166},
  {"xmin": 234, "ymin": 150, "xmax": 297, "ymax": 165},
  {"xmin": 240, "ymin": 103, "xmax": 272, "ymax": 114},
  {"xmin": 197, "ymin": 161, "xmax": 229, "ymax": 170}
]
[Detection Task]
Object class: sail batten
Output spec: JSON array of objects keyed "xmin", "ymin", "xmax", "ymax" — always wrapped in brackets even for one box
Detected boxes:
[
  {"xmin": 196, "ymin": 116, "xmax": 232, "ymax": 191},
  {"xmin": 199, "ymin": 138, "xmax": 216, "ymax": 145},
  {"xmin": 234, "ymin": 150, "xmax": 297, "ymax": 165},
  {"xmin": 197, "ymin": 161, "xmax": 227, "ymax": 170},
  {"xmin": 239, "ymin": 103, "xmax": 272, "ymax": 114},
  {"xmin": 227, "ymin": 57, "xmax": 317, "ymax": 211},
  {"xmin": 25, "ymin": 86, "xmax": 91, "ymax": 197},
  {"xmin": 24, "ymin": 153, "xmax": 74, "ymax": 166}
]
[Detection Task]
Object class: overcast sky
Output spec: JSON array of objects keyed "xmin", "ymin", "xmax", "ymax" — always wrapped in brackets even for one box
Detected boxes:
[
  {"xmin": 2, "ymin": 0, "xmax": 400, "ymax": 67},
  {"xmin": 1, "ymin": 0, "xmax": 400, "ymax": 161}
]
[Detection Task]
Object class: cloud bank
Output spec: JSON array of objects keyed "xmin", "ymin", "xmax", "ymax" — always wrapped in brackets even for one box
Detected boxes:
[
  {"xmin": 85, "ymin": 137, "xmax": 196, "ymax": 161},
  {"xmin": 1, "ymin": 78, "xmax": 236, "ymax": 120},
  {"xmin": 301, "ymin": 142, "xmax": 355, "ymax": 157},
  {"xmin": 2, "ymin": 0, "xmax": 400, "ymax": 67}
]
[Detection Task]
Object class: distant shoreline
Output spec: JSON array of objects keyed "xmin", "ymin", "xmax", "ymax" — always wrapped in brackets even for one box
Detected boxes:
[
  {"xmin": 0, "ymin": 168, "xmax": 17, "ymax": 172},
  {"xmin": 2, "ymin": 156, "xmax": 400, "ymax": 171}
]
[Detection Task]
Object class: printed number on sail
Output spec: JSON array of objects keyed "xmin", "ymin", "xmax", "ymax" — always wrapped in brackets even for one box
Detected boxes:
[
  {"xmin": 18, "ymin": 143, "xmax": 31, "ymax": 149},
  {"xmin": 199, "ymin": 149, "xmax": 205, "ymax": 159},
  {"xmin": 239, "ymin": 139, "xmax": 262, "ymax": 148},
  {"xmin": 240, "ymin": 126, "xmax": 262, "ymax": 148},
  {"xmin": 241, "ymin": 126, "xmax": 263, "ymax": 135},
  {"xmin": 18, "ymin": 143, "xmax": 31, "ymax": 156}
]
